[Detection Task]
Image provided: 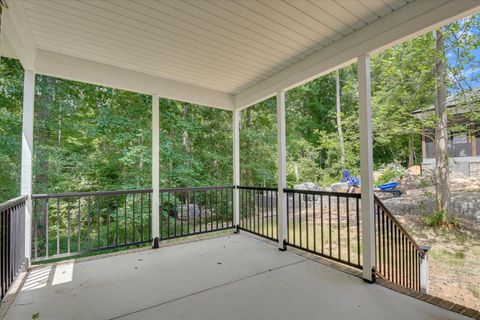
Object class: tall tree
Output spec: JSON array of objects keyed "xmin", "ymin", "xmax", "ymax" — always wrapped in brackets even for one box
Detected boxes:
[
  {"xmin": 408, "ymin": 130, "xmax": 415, "ymax": 167},
  {"xmin": 434, "ymin": 28, "xmax": 450, "ymax": 214},
  {"xmin": 0, "ymin": 58, "xmax": 23, "ymax": 202},
  {"xmin": 336, "ymin": 70, "xmax": 345, "ymax": 166}
]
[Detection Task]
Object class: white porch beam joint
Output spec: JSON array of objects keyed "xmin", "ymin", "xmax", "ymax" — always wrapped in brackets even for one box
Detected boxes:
[
  {"xmin": 276, "ymin": 91, "xmax": 287, "ymax": 251},
  {"xmin": 358, "ymin": 54, "xmax": 376, "ymax": 282},
  {"xmin": 233, "ymin": 110, "xmax": 240, "ymax": 233},
  {"xmin": 151, "ymin": 94, "xmax": 160, "ymax": 248},
  {"xmin": 20, "ymin": 69, "xmax": 35, "ymax": 264}
]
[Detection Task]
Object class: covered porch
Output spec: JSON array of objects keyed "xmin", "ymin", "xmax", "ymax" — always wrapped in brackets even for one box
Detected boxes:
[
  {"xmin": 3, "ymin": 234, "xmax": 472, "ymax": 320},
  {"xmin": 1, "ymin": 0, "xmax": 480, "ymax": 319}
]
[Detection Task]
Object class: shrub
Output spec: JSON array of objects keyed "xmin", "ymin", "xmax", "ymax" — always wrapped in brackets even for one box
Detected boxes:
[
  {"xmin": 375, "ymin": 163, "xmax": 408, "ymax": 185},
  {"xmin": 424, "ymin": 209, "xmax": 459, "ymax": 228},
  {"xmin": 424, "ymin": 209, "xmax": 447, "ymax": 227}
]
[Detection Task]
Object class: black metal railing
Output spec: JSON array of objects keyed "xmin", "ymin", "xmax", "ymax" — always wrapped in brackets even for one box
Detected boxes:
[
  {"xmin": 31, "ymin": 186, "xmax": 234, "ymax": 261},
  {"xmin": 238, "ymin": 186, "xmax": 278, "ymax": 241},
  {"xmin": 284, "ymin": 189, "xmax": 362, "ymax": 269},
  {"xmin": 1, "ymin": 196, "xmax": 27, "ymax": 301},
  {"xmin": 159, "ymin": 186, "xmax": 234, "ymax": 240},
  {"xmin": 32, "ymin": 189, "xmax": 152, "ymax": 261},
  {"xmin": 282, "ymin": 189, "xmax": 424, "ymax": 289},
  {"xmin": 29, "ymin": 185, "xmax": 424, "ymax": 291},
  {"xmin": 374, "ymin": 196, "xmax": 425, "ymax": 291}
]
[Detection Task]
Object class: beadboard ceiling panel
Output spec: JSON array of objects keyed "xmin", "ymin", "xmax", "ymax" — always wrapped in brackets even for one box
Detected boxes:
[{"xmin": 22, "ymin": 0, "xmax": 410, "ymax": 94}]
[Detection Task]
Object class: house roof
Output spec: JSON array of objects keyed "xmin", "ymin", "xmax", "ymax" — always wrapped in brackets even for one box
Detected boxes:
[
  {"xmin": 411, "ymin": 88, "xmax": 480, "ymax": 117},
  {"xmin": 1, "ymin": 0, "xmax": 479, "ymax": 110}
]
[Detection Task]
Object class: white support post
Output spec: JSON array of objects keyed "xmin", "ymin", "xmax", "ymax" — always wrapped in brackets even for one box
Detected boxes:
[
  {"xmin": 358, "ymin": 54, "xmax": 376, "ymax": 282},
  {"xmin": 151, "ymin": 94, "xmax": 160, "ymax": 248},
  {"xmin": 419, "ymin": 245, "xmax": 430, "ymax": 293},
  {"xmin": 232, "ymin": 110, "xmax": 240, "ymax": 233},
  {"xmin": 276, "ymin": 91, "xmax": 287, "ymax": 251},
  {"xmin": 20, "ymin": 69, "xmax": 35, "ymax": 264}
]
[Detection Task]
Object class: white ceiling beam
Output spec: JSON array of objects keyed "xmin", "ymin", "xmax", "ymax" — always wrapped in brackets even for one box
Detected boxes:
[
  {"xmin": 35, "ymin": 50, "xmax": 235, "ymax": 110},
  {"xmin": 0, "ymin": 0, "xmax": 37, "ymax": 69},
  {"xmin": 234, "ymin": 0, "xmax": 480, "ymax": 109}
]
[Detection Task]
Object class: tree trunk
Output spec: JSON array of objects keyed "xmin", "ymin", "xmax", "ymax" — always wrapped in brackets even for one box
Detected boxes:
[
  {"xmin": 0, "ymin": 3, "xmax": 6, "ymax": 53},
  {"xmin": 408, "ymin": 130, "xmax": 414, "ymax": 167},
  {"xmin": 336, "ymin": 70, "xmax": 345, "ymax": 166},
  {"xmin": 0, "ymin": 6, "xmax": 3, "ymax": 52},
  {"xmin": 245, "ymin": 108, "xmax": 252, "ymax": 184},
  {"xmin": 182, "ymin": 104, "xmax": 190, "ymax": 154},
  {"xmin": 434, "ymin": 29, "xmax": 450, "ymax": 214}
]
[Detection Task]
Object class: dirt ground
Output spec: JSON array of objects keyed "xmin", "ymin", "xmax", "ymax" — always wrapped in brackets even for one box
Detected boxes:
[{"xmin": 396, "ymin": 214, "xmax": 480, "ymax": 311}]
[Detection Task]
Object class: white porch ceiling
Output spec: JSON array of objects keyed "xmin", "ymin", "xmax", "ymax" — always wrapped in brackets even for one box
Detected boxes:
[{"xmin": 1, "ymin": 0, "xmax": 479, "ymax": 109}]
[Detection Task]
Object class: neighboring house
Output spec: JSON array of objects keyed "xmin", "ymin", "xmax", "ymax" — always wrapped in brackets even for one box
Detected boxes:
[{"xmin": 412, "ymin": 91, "xmax": 480, "ymax": 177}]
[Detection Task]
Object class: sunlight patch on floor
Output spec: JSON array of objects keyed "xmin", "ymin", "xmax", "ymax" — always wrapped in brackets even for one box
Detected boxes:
[
  {"xmin": 21, "ymin": 263, "xmax": 74, "ymax": 291},
  {"xmin": 52, "ymin": 263, "xmax": 74, "ymax": 286},
  {"xmin": 22, "ymin": 266, "xmax": 52, "ymax": 291}
]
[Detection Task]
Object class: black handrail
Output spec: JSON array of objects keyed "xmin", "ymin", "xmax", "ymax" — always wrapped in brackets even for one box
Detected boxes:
[
  {"xmin": 374, "ymin": 195, "xmax": 424, "ymax": 291},
  {"xmin": 284, "ymin": 188, "xmax": 361, "ymax": 198},
  {"xmin": 1, "ymin": 196, "xmax": 27, "ymax": 301},
  {"xmin": 237, "ymin": 185, "xmax": 278, "ymax": 192}
]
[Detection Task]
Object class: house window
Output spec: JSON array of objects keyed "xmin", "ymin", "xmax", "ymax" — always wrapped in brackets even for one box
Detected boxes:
[{"xmin": 450, "ymin": 132, "xmax": 471, "ymax": 157}]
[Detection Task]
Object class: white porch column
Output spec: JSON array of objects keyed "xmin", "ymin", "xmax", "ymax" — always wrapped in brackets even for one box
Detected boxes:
[
  {"xmin": 232, "ymin": 110, "xmax": 240, "ymax": 232},
  {"xmin": 151, "ymin": 94, "xmax": 160, "ymax": 248},
  {"xmin": 276, "ymin": 91, "xmax": 287, "ymax": 251},
  {"xmin": 358, "ymin": 54, "xmax": 376, "ymax": 282},
  {"xmin": 419, "ymin": 245, "xmax": 430, "ymax": 293},
  {"xmin": 21, "ymin": 69, "xmax": 35, "ymax": 263}
]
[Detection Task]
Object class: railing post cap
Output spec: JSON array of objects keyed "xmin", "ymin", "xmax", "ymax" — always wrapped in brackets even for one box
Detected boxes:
[{"xmin": 420, "ymin": 245, "xmax": 430, "ymax": 253}]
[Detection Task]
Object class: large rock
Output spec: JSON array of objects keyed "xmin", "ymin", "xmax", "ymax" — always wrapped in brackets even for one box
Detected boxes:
[
  {"xmin": 293, "ymin": 182, "xmax": 319, "ymax": 190},
  {"xmin": 255, "ymin": 192, "xmax": 277, "ymax": 210},
  {"xmin": 176, "ymin": 204, "xmax": 202, "ymax": 220},
  {"xmin": 382, "ymin": 191, "xmax": 480, "ymax": 222},
  {"xmin": 331, "ymin": 182, "xmax": 349, "ymax": 192},
  {"xmin": 291, "ymin": 182, "xmax": 333, "ymax": 206}
]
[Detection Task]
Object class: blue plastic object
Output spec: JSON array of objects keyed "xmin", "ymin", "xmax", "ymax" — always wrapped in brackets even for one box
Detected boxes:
[
  {"xmin": 341, "ymin": 169, "xmax": 360, "ymax": 187},
  {"xmin": 377, "ymin": 181, "xmax": 400, "ymax": 191},
  {"xmin": 341, "ymin": 169, "xmax": 351, "ymax": 182}
]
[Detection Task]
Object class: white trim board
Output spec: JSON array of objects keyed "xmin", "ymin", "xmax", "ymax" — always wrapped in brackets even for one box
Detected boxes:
[{"xmin": 34, "ymin": 50, "xmax": 235, "ymax": 110}]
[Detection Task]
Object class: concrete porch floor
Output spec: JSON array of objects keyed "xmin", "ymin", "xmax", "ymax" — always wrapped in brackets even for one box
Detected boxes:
[{"xmin": 4, "ymin": 234, "xmax": 471, "ymax": 320}]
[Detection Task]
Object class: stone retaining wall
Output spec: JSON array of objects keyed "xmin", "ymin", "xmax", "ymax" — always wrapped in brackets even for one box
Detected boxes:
[{"xmin": 382, "ymin": 192, "xmax": 480, "ymax": 222}]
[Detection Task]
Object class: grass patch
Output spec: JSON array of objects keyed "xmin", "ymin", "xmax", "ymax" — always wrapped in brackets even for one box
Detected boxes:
[
  {"xmin": 466, "ymin": 284, "xmax": 480, "ymax": 299},
  {"xmin": 429, "ymin": 248, "xmax": 466, "ymax": 266}
]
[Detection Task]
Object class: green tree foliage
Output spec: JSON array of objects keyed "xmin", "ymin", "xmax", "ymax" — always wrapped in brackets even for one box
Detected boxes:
[
  {"xmin": 240, "ymin": 98, "xmax": 277, "ymax": 187},
  {"xmin": 159, "ymin": 99, "xmax": 232, "ymax": 187},
  {"xmin": 0, "ymin": 58, "xmax": 23, "ymax": 201},
  {"xmin": 371, "ymin": 33, "xmax": 436, "ymax": 164},
  {"xmin": 0, "ymin": 58, "xmax": 233, "ymax": 202},
  {"xmin": 33, "ymin": 75, "xmax": 152, "ymax": 194}
]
